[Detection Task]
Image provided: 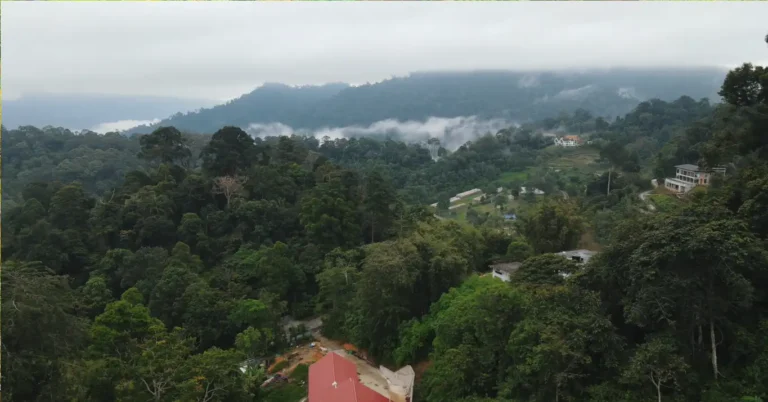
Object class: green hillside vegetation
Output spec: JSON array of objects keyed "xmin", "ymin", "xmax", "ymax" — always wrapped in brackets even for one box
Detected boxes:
[
  {"xmin": 3, "ymin": 54, "xmax": 768, "ymax": 402},
  {"xmin": 649, "ymin": 193, "xmax": 683, "ymax": 213},
  {"xmin": 122, "ymin": 69, "xmax": 727, "ymax": 136}
]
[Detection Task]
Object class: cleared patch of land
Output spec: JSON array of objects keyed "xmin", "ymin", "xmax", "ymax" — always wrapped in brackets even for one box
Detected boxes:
[
  {"xmin": 649, "ymin": 193, "xmax": 683, "ymax": 213},
  {"xmin": 499, "ymin": 169, "xmax": 532, "ymax": 185},
  {"xmin": 542, "ymin": 146, "xmax": 602, "ymax": 171}
]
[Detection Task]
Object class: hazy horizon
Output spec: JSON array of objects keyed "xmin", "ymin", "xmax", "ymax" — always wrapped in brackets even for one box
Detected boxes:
[{"xmin": 3, "ymin": 2, "xmax": 767, "ymax": 102}]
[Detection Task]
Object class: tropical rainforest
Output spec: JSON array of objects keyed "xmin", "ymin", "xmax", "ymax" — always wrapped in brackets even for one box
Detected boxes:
[
  {"xmin": 112, "ymin": 68, "xmax": 727, "ymax": 136},
  {"xmin": 3, "ymin": 54, "xmax": 768, "ymax": 402}
]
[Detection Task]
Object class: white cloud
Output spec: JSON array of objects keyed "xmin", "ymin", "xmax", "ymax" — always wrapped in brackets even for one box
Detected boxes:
[
  {"xmin": 553, "ymin": 85, "xmax": 597, "ymax": 100},
  {"xmin": 92, "ymin": 119, "xmax": 161, "ymax": 133},
  {"xmin": 246, "ymin": 122, "xmax": 297, "ymax": 139},
  {"xmin": 3, "ymin": 2, "xmax": 767, "ymax": 101},
  {"xmin": 246, "ymin": 116, "xmax": 518, "ymax": 151}
]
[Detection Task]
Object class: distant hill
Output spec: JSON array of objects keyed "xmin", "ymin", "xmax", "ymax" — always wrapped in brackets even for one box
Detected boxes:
[
  {"xmin": 124, "ymin": 68, "xmax": 727, "ymax": 135},
  {"xmin": 2, "ymin": 93, "xmax": 216, "ymax": 131},
  {"xmin": 126, "ymin": 82, "xmax": 351, "ymax": 135}
]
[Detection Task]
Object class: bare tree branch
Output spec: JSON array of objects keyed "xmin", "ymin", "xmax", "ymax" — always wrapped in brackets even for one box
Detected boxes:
[{"xmin": 212, "ymin": 176, "xmax": 248, "ymax": 208}]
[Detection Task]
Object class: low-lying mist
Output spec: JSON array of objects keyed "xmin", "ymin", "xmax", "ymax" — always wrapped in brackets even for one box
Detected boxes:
[{"xmin": 246, "ymin": 116, "xmax": 518, "ymax": 151}]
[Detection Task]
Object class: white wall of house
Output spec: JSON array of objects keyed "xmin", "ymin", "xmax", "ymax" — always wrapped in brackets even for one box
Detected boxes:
[
  {"xmin": 554, "ymin": 138, "xmax": 578, "ymax": 147},
  {"xmin": 675, "ymin": 168, "xmax": 700, "ymax": 185},
  {"xmin": 664, "ymin": 178, "xmax": 695, "ymax": 193},
  {"xmin": 520, "ymin": 187, "xmax": 545, "ymax": 195},
  {"xmin": 665, "ymin": 165, "xmax": 725, "ymax": 194},
  {"xmin": 379, "ymin": 365, "xmax": 414, "ymax": 402},
  {"xmin": 492, "ymin": 269, "xmax": 511, "ymax": 282},
  {"xmin": 456, "ymin": 188, "xmax": 482, "ymax": 198}
]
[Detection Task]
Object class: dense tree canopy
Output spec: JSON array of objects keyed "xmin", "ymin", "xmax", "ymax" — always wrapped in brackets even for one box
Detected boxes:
[{"xmin": 4, "ymin": 56, "xmax": 768, "ymax": 402}]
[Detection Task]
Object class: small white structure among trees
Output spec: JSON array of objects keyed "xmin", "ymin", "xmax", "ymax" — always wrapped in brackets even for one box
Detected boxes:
[{"xmin": 554, "ymin": 135, "xmax": 583, "ymax": 147}]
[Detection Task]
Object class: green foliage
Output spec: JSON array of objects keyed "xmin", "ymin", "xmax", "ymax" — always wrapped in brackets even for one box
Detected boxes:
[
  {"xmin": 268, "ymin": 360, "xmax": 290, "ymax": 374},
  {"xmin": 517, "ymin": 199, "xmax": 585, "ymax": 253},
  {"xmin": 405, "ymin": 276, "xmax": 524, "ymax": 402},
  {"xmin": 235, "ymin": 326, "xmax": 276, "ymax": 360},
  {"xmin": 201, "ymin": 126, "xmax": 260, "ymax": 176},
  {"xmin": 503, "ymin": 285, "xmax": 622, "ymax": 402},
  {"xmin": 513, "ymin": 254, "xmax": 580, "ymax": 286},
  {"xmin": 718, "ymin": 63, "xmax": 768, "ymax": 107},
  {"xmin": 137, "ymin": 126, "xmax": 192, "ymax": 166},
  {"xmin": 341, "ymin": 222, "xmax": 485, "ymax": 362},
  {"xmin": 125, "ymin": 70, "xmax": 724, "ymax": 136},
  {"xmin": 6, "ymin": 58, "xmax": 768, "ymax": 402},
  {"xmin": 299, "ymin": 167, "xmax": 363, "ymax": 251},
  {"xmin": 262, "ymin": 383, "xmax": 307, "ymax": 402},
  {"xmin": 621, "ymin": 335, "xmax": 688, "ymax": 402},
  {"xmin": 79, "ymin": 274, "xmax": 115, "ymax": 318},
  {"xmin": 289, "ymin": 363, "xmax": 309, "ymax": 383},
  {"xmin": 1, "ymin": 261, "xmax": 88, "ymax": 401},
  {"xmin": 649, "ymin": 193, "xmax": 682, "ymax": 213},
  {"xmin": 506, "ymin": 240, "xmax": 534, "ymax": 261}
]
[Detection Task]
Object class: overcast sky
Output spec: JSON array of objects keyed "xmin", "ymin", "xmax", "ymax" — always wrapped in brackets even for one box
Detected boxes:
[{"xmin": 3, "ymin": 2, "xmax": 767, "ymax": 102}]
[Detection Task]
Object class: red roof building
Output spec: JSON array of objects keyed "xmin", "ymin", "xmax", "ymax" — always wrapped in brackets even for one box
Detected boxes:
[
  {"xmin": 563, "ymin": 135, "xmax": 583, "ymax": 143},
  {"xmin": 309, "ymin": 352, "xmax": 390, "ymax": 402}
]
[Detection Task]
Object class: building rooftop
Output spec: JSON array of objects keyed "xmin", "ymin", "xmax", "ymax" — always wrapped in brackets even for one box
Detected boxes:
[
  {"xmin": 309, "ymin": 353, "xmax": 389, "ymax": 402},
  {"xmin": 675, "ymin": 164, "xmax": 700, "ymax": 171},
  {"xmin": 557, "ymin": 249, "xmax": 598, "ymax": 264},
  {"xmin": 490, "ymin": 262, "xmax": 523, "ymax": 274}
]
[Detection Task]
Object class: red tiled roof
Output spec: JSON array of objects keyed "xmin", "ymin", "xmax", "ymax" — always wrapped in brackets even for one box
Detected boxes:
[{"xmin": 309, "ymin": 352, "xmax": 389, "ymax": 402}]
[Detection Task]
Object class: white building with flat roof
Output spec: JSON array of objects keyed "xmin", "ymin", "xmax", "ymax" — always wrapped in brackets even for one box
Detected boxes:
[
  {"xmin": 557, "ymin": 249, "xmax": 597, "ymax": 264},
  {"xmin": 664, "ymin": 164, "xmax": 725, "ymax": 194},
  {"xmin": 456, "ymin": 188, "xmax": 482, "ymax": 198},
  {"xmin": 490, "ymin": 262, "xmax": 522, "ymax": 282}
]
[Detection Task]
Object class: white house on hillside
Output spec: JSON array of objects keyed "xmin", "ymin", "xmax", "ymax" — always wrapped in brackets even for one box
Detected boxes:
[
  {"xmin": 490, "ymin": 262, "xmax": 522, "ymax": 282},
  {"xmin": 664, "ymin": 164, "xmax": 726, "ymax": 194},
  {"xmin": 554, "ymin": 135, "xmax": 583, "ymax": 147},
  {"xmin": 557, "ymin": 249, "xmax": 597, "ymax": 264},
  {"xmin": 456, "ymin": 188, "xmax": 482, "ymax": 198},
  {"xmin": 520, "ymin": 187, "xmax": 545, "ymax": 195}
]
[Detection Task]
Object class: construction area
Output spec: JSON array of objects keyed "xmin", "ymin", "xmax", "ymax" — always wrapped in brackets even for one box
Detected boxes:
[{"xmin": 268, "ymin": 326, "xmax": 414, "ymax": 402}]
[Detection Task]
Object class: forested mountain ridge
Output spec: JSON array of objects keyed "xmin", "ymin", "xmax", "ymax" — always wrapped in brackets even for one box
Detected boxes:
[
  {"xmin": 122, "ymin": 68, "xmax": 726, "ymax": 135},
  {"xmin": 4, "ymin": 58, "xmax": 768, "ymax": 402},
  {"xmin": 2, "ymin": 93, "xmax": 216, "ymax": 131}
]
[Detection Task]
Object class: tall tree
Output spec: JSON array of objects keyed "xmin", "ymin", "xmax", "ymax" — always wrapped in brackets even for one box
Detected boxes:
[
  {"xmin": 517, "ymin": 200, "xmax": 585, "ymax": 254},
  {"xmin": 2, "ymin": 261, "xmax": 88, "ymax": 401},
  {"xmin": 718, "ymin": 63, "xmax": 768, "ymax": 107},
  {"xmin": 621, "ymin": 335, "xmax": 688, "ymax": 402},
  {"xmin": 300, "ymin": 171, "xmax": 361, "ymax": 251},
  {"xmin": 362, "ymin": 170, "xmax": 399, "ymax": 243},
  {"xmin": 138, "ymin": 126, "xmax": 192, "ymax": 166},
  {"xmin": 591, "ymin": 203, "xmax": 768, "ymax": 381},
  {"xmin": 201, "ymin": 126, "xmax": 256, "ymax": 176},
  {"xmin": 504, "ymin": 286, "xmax": 622, "ymax": 402}
]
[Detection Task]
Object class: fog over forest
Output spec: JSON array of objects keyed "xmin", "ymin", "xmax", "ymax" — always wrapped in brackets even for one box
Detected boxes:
[{"xmin": 246, "ymin": 116, "xmax": 518, "ymax": 151}]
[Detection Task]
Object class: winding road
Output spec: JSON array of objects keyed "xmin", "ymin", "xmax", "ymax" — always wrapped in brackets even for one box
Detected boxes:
[{"xmin": 639, "ymin": 179, "xmax": 658, "ymax": 211}]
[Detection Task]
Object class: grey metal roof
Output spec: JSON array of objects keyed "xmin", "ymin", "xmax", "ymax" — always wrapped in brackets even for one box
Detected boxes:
[
  {"xmin": 675, "ymin": 164, "xmax": 700, "ymax": 171},
  {"xmin": 558, "ymin": 250, "xmax": 598, "ymax": 264},
  {"xmin": 490, "ymin": 262, "xmax": 522, "ymax": 274},
  {"xmin": 559, "ymin": 249, "xmax": 597, "ymax": 257}
]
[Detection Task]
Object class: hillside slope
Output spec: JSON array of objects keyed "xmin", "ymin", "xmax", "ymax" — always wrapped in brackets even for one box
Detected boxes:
[
  {"xmin": 2, "ymin": 93, "xmax": 216, "ymax": 131},
  {"xmin": 125, "ymin": 68, "xmax": 726, "ymax": 135}
]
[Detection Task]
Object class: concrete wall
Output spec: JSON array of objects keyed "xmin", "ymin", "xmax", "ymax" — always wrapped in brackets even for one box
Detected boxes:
[
  {"xmin": 492, "ymin": 270, "xmax": 511, "ymax": 282},
  {"xmin": 379, "ymin": 365, "xmax": 415, "ymax": 402},
  {"xmin": 455, "ymin": 188, "xmax": 482, "ymax": 198}
]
